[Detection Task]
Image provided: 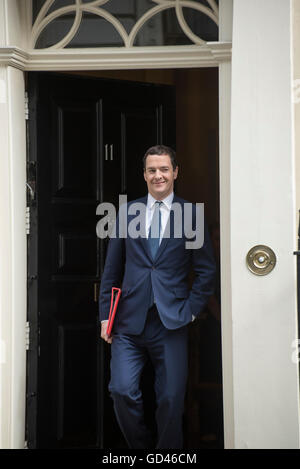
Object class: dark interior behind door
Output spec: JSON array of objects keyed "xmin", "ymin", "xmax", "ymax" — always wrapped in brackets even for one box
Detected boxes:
[{"xmin": 26, "ymin": 72, "xmax": 175, "ymax": 449}]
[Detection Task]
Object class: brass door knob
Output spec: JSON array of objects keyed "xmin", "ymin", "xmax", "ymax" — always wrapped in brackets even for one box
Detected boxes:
[{"xmin": 246, "ymin": 245, "xmax": 276, "ymax": 276}]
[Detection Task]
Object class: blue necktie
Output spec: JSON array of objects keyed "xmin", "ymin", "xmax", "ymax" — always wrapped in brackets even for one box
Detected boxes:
[
  {"xmin": 148, "ymin": 201, "xmax": 162, "ymax": 308},
  {"xmin": 148, "ymin": 201, "xmax": 162, "ymax": 259}
]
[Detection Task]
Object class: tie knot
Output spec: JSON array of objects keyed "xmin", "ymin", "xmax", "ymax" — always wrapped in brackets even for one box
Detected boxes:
[{"xmin": 155, "ymin": 201, "xmax": 163, "ymax": 208}]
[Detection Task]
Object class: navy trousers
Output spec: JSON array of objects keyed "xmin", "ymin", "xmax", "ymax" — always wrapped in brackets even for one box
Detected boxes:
[{"xmin": 109, "ymin": 305, "xmax": 188, "ymax": 449}]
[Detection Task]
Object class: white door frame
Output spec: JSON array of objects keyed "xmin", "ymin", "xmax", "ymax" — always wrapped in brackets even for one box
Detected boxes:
[
  {"xmin": 4, "ymin": 0, "xmax": 299, "ymax": 450},
  {"xmin": 1, "ymin": 0, "xmax": 233, "ymax": 449},
  {"xmin": 229, "ymin": 0, "xmax": 300, "ymax": 448}
]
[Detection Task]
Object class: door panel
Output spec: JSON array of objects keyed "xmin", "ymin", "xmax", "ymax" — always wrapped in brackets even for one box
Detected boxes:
[
  {"xmin": 53, "ymin": 101, "xmax": 99, "ymax": 201},
  {"xmin": 121, "ymin": 107, "xmax": 159, "ymax": 200},
  {"xmin": 26, "ymin": 72, "xmax": 175, "ymax": 448}
]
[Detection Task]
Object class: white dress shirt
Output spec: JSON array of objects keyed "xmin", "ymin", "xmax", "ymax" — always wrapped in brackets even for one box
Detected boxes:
[{"xmin": 146, "ymin": 192, "xmax": 174, "ymax": 243}]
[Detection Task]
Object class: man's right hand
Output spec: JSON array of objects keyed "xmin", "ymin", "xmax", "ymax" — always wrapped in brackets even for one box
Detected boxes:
[{"xmin": 101, "ymin": 320, "xmax": 113, "ymax": 344}]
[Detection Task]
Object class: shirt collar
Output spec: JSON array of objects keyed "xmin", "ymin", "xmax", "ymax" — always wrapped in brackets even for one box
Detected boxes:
[{"xmin": 147, "ymin": 192, "xmax": 174, "ymax": 210}]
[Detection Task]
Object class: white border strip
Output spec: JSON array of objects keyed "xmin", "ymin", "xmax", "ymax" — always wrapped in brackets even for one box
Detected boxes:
[{"xmin": 0, "ymin": 43, "xmax": 231, "ymax": 71}]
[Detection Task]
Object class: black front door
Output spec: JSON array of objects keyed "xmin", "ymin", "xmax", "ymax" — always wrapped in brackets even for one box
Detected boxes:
[{"xmin": 26, "ymin": 72, "xmax": 175, "ymax": 449}]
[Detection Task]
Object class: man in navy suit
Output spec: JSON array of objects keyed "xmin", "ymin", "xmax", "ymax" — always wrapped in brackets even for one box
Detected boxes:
[{"xmin": 99, "ymin": 145, "xmax": 216, "ymax": 449}]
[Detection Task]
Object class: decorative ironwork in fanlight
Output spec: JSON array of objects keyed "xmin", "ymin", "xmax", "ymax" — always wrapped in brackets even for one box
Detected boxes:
[{"xmin": 31, "ymin": 0, "xmax": 219, "ymax": 49}]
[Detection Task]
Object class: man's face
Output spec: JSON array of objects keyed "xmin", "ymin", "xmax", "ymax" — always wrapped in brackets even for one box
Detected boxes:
[{"xmin": 144, "ymin": 153, "xmax": 178, "ymax": 200}]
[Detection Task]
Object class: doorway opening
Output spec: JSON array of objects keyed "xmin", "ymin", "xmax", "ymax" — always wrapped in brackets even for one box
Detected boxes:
[{"xmin": 26, "ymin": 68, "xmax": 222, "ymax": 449}]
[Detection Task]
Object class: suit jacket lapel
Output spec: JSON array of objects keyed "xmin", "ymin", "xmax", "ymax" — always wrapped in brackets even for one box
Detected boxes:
[
  {"xmin": 140, "ymin": 234, "xmax": 152, "ymax": 260},
  {"xmin": 130, "ymin": 196, "xmax": 152, "ymax": 261}
]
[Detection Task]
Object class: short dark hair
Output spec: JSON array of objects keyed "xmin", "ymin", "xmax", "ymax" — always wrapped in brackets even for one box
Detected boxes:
[{"xmin": 143, "ymin": 145, "xmax": 178, "ymax": 170}]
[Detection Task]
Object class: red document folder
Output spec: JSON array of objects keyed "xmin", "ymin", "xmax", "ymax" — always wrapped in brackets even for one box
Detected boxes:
[{"xmin": 106, "ymin": 287, "xmax": 122, "ymax": 337}]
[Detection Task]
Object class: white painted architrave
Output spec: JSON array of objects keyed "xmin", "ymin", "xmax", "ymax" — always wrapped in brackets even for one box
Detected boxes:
[
  {"xmin": 0, "ymin": 0, "xmax": 235, "ymax": 449},
  {"xmin": 230, "ymin": 0, "xmax": 300, "ymax": 449},
  {"xmin": 218, "ymin": 0, "xmax": 234, "ymax": 450},
  {"xmin": 0, "ymin": 65, "xmax": 27, "ymax": 450},
  {"xmin": 0, "ymin": 43, "xmax": 232, "ymax": 71}
]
